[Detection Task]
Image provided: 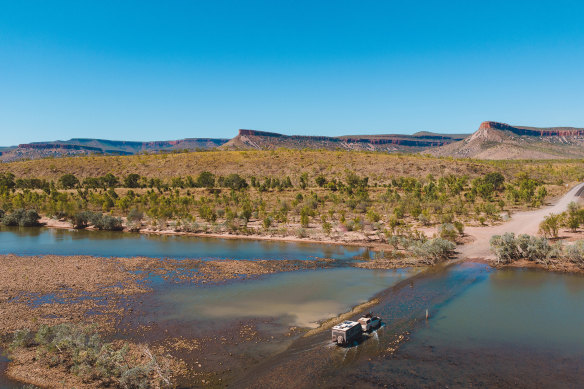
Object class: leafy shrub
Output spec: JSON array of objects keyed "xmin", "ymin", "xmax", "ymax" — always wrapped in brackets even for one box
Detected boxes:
[
  {"xmin": 119, "ymin": 366, "xmax": 151, "ymax": 389},
  {"xmin": 11, "ymin": 329, "xmax": 33, "ymax": 349},
  {"xmin": 516, "ymin": 234, "xmax": 552, "ymax": 263},
  {"xmin": 453, "ymin": 221, "xmax": 465, "ymax": 235},
  {"xmin": 565, "ymin": 241, "xmax": 584, "ymax": 264},
  {"xmin": 491, "ymin": 233, "xmax": 552, "ymax": 264},
  {"xmin": 366, "ymin": 208, "xmax": 381, "ymax": 223},
  {"xmin": 315, "ymin": 175, "xmax": 327, "ymax": 187},
  {"xmin": 59, "ymin": 174, "xmax": 79, "ymax": 189},
  {"xmin": 263, "ymin": 216, "xmax": 273, "ymax": 229},
  {"xmin": 2, "ymin": 209, "xmax": 41, "ymax": 227},
  {"xmin": 539, "ymin": 213, "xmax": 562, "ymax": 238},
  {"xmin": 196, "ymin": 171, "xmax": 215, "ymax": 188},
  {"xmin": 70, "ymin": 211, "xmax": 94, "ymax": 229},
  {"xmin": 127, "ymin": 208, "xmax": 144, "ymax": 223},
  {"xmin": 11, "ymin": 324, "xmax": 160, "ymax": 387},
  {"xmin": 219, "ymin": 174, "xmax": 248, "ymax": 190},
  {"xmin": 123, "ymin": 173, "xmax": 141, "ymax": 188},
  {"xmin": 438, "ymin": 223, "xmax": 458, "ymax": 242},
  {"xmin": 87, "ymin": 213, "xmax": 123, "ymax": 231},
  {"xmin": 490, "ymin": 233, "xmax": 520, "ymax": 264},
  {"xmin": 411, "ymin": 238, "xmax": 456, "ymax": 264}
]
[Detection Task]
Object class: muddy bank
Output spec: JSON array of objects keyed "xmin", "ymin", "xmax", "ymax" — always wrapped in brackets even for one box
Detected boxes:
[
  {"xmin": 0, "ymin": 254, "xmax": 335, "ymax": 334},
  {"xmin": 0, "ymin": 254, "xmax": 360, "ymax": 386},
  {"xmin": 491, "ymin": 258, "xmax": 584, "ymax": 275},
  {"xmin": 41, "ymin": 216, "xmax": 397, "ymax": 252}
]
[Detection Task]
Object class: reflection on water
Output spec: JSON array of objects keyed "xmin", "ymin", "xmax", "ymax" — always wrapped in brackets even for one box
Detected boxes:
[
  {"xmin": 0, "ymin": 226, "xmax": 368, "ymax": 260},
  {"xmin": 150, "ymin": 268, "xmax": 417, "ymax": 328},
  {"xmin": 423, "ymin": 268, "xmax": 584, "ymax": 353},
  {"xmin": 334, "ymin": 266, "xmax": 584, "ymax": 388}
]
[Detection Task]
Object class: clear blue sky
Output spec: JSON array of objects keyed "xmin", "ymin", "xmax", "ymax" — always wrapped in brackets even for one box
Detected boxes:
[{"xmin": 1, "ymin": 0, "xmax": 583, "ymax": 145}]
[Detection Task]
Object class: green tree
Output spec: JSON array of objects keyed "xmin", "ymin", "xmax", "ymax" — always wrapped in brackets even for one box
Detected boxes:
[
  {"xmin": 483, "ymin": 172, "xmax": 505, "ymax": 191},
  {"xmin": 59, "ymin": 174, "xmax": 79, "ymax": 189},
  {"xmin": 300, "ymin": 206, "xmax": 311, "ymax": 228},
  {"xmin": 123, "ymin": 174, "xmax": 141, "ymax": 188},
  {"xmin": 101, "ymin": 173, "xmax": 119, "ymax": 188},
  {"xmin": 299, "ymin": 173, "xmax": 309, "ymax": 189},
  {"xmin": 315, "ymin": 175, "xmax": 327, "ymax": 187},
  {"xmin": 196, "ymin": 171, "xmax": 216, "ymax": 188},
  {"xmin": 539, "ymin": 213, "xmax": 561, "ymax": 238}
]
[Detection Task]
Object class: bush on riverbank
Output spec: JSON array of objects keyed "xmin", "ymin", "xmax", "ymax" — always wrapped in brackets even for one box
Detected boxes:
[
  {"xmin": 10, "ymin": 324, "xmax": 171, "ymax": 388},
  {"xmin": 1, "ymin": 208, "xmax": 41, "ymax": 227},
  {"xmin": 410, "ymin": 238, "xmax": 456, "ymax": 264},
  {"xmin": 489, "ymin": 232, "xmax": 584, "ymax": 267},
  {"xmin": 69, "ymin": 211, "xmax": 123, "ymax": 230}
]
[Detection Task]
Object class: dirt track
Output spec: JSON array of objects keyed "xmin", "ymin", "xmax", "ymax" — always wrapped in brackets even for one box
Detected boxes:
[{"xmin": 460, "ymin": 182, "xmax": 584, "ymax": 260}]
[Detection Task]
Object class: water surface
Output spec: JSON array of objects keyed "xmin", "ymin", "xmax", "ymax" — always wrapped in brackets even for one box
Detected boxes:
[
  {"xmin": 0, "ymin": 226, "xmax": 367, "ymax": 260},
  {"xmin": 333, "ymin": 266, "xmax": 584, "ymax": 387},
  {"xmin": 146, "ymin": 267, "xmax": 417, "ymax": 329}
]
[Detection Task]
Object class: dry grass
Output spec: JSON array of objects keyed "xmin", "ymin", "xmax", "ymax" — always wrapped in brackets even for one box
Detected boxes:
[
  {"xmin": 1, "ymin": 150, "xmax": 583, "ymax": 185},
  {"xmin": 0, "ymin": 150, "xmax": 564, "ymax": 180}
]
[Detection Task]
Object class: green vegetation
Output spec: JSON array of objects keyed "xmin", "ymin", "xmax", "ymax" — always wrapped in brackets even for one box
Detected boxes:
[
  {"xmin": 10, "ymin": 324, "xmax": 170, "ymax": 388},
  {"xmin": 0, "ymin": 157, "xmax": 561, "ymax": 246},
  {"xmin": 1, "ymin": 208, "xmax": 41, "ymax": 227},
  {"xmin": 538, "ymin": 201, "xmax": 584, "ymax": 238},
  {"xmin": 410, "ymin": 238, "xmax": 456, "ymax": 264},
  {"xmin": 490, "ymin": 232, "xmax": 584, "ymax": 268},
  {"xmin": 0, "ymin": 151, "xmax": 579, "ymax": 252}
]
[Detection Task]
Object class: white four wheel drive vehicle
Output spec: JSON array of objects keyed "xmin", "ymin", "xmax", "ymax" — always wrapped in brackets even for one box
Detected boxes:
[
  {"xmin": 331, "ymin": 320, "xmax": 362, "ymax": 345},
  {"xmin": 358, "ymin": 313, "xmax": 381, "ymax": 332}
]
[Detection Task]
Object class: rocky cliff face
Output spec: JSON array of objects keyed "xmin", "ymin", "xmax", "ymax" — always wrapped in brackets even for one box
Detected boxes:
[
  {"xmin": 478, "ymin": 121, "xmax": 584, "ymax": 137},
  {"xmin": 222, "ymin": 129, "xmax": 466, "ymax": 151},
  {"xmin": 427, "ymin": 121, "xmax": 584, "ymax": 160}
]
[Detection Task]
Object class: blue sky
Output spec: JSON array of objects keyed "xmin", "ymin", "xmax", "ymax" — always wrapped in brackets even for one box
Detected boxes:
[{"xmin": 1, "ymin": 0, "xmax": 583, "ymax": 145}]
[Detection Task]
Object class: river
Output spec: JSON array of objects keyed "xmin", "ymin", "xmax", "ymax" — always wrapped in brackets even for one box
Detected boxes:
[
  {"xmin": 0, "ymin": 225, "xmax": 368, "ymax": 261},
  {"xmin": 1, "ymin": 228, "xmax": 584, "ymax": 387}
]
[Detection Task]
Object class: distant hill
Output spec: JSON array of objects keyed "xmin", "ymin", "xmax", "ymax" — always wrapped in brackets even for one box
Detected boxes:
[
  {"xmin": 426, "ymin": 121, "xmax": 584, "ymax": 160},
  {"xmin": 220, "ymin": 129, "xmax": 467, "ymax": 152},
  {"xmin": 10, "ymin": 121, "xmax": 584, "ymax": 162},
  {"xmin": 0, "ymin": 138, "xmax": 229, "ymax": 162},
  {"xmin": 0, "ymin": 129, "xmax": 469, "ymax": 162}
]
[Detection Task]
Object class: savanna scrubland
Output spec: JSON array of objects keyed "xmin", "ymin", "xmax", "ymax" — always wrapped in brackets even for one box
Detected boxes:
[{"xmin": 3, "ymin": 150, "xmax": 584, "ymax": 387}]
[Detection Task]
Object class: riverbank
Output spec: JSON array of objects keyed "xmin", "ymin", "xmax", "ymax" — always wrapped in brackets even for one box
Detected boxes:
[
  {"xmin": 0, "ymin": 253, "xmax": 417, "ymax": 387},
  {"xmin": 40, "ymin": 216, "xmax": 399, "ymax": 251},
  {"xmin": 0, "ymin": 254, "xmax": 341, "ymax": 331}
]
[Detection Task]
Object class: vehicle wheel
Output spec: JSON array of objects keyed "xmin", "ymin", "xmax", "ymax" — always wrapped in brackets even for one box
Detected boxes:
[{"xmin": 337, "ymin": 336, "xmax": 344, "ymax": 344}]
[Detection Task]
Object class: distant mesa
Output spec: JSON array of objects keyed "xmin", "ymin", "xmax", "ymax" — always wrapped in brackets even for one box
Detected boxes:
[
  {"xmin": 0, "ymin": 137, "xmax": 230, "ymax": 162},
  {"xmin": 3, "ymin": 121, "xmax": 584, "ymax": 162},
  {"xmin": 478, "ymin": 121, "xmax": 584, "ymax": 137},
  {"xmin": 428, "ymin": 121, "xmax": 584, "ymax": 160},
  {"xmin": 220, "ymin": 129, "xmax": 467, "ymax": 151}
]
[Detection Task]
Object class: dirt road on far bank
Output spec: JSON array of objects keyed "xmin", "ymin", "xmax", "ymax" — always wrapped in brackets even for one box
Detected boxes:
[{"xmin": 460, "ymin": 182, "xmax": 584, "ymax": 260}]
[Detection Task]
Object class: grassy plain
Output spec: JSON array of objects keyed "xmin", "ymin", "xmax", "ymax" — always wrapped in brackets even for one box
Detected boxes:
[{"xmin": 1, "ymin": 149, "xmax": 584, "ymax": 183}]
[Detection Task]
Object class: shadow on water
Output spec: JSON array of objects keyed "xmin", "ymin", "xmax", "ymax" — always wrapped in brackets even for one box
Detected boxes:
[{"xmin": 0, "ymin": 226, "xmax": 369, "ymax": 261}]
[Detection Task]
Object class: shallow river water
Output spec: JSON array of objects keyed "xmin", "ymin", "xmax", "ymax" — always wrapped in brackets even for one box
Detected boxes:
[
  {"xmin": 323, "ymin": 265, "xmax": 584, "ymax": 388},
  {"xmin": 2, "ymin": 228, "xmax": 584, "ymax": 387},
  {"xmin": 147, "ymin": 267, "xmax": 416, "ymax": 329},
  {"xmin": 0, "ymin": 226, "xmax": 368, "ymax": 260}
]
